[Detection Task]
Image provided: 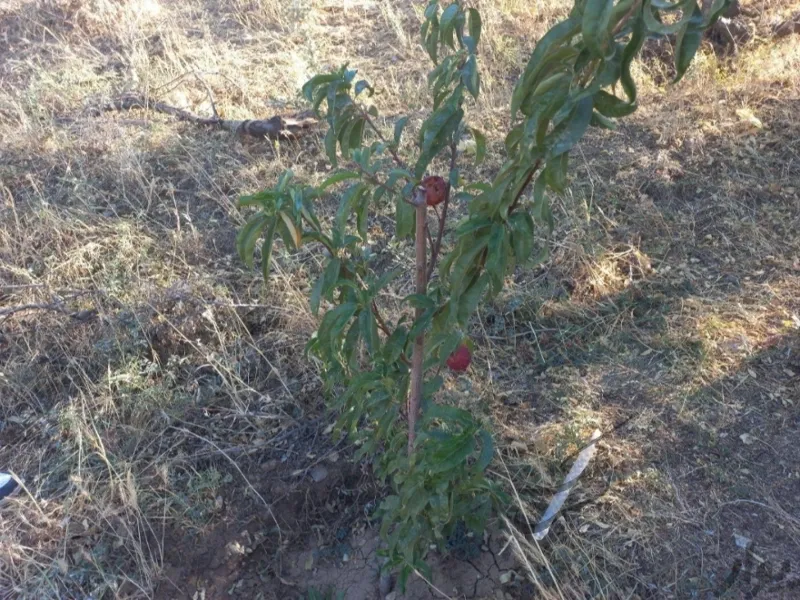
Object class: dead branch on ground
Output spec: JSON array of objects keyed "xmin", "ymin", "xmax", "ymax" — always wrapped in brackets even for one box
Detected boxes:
[{"xmin": 99, "ymin": 94, "xmax": 318, "ymax": 139}]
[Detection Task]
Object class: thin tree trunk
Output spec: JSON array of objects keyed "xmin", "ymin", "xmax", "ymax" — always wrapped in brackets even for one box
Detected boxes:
[{"xmin": 408, "ymin": 188, "xmax": 428, "ymax": 455}]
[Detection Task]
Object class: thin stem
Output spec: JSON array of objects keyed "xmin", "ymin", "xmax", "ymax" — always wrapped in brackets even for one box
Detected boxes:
[
  {"xmin": 372, "ymin": 300, "xmax": 411, "ymax": 366},
  {"xmin": 507, "ymin": 159, "xmax": 542, "ymax": 216},
  {"xmin": 357, "ymin": 104, "xmax": 408, "ymax": 171},
  {"xmin": 371, "ymin": 300, "xmax": 392, "ymax": 336},
  {"xmin": 408, "ymin": 187, "xmax": 428, "ymax": 455},
  {"xmin": 426, "ymin": 141, "xmax": 458, "ymax": 280}
]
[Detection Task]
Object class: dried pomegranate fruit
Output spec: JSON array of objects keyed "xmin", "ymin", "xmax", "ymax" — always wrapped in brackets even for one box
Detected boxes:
[{"xmin": 421, "ymin": 175, "xmax": 447, "ymax": 206}]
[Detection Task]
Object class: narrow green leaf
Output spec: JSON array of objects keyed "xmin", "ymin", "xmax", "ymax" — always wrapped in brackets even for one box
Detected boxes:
[
  {"xmin": 673, "ymin": 2, "xmax": 705, "ymax": 83},
  {"xmin": 440, "ymin": 3, "xmax": 460, "ymax": 50},
  {"xmin": 429, "ymin": 433, "xmax": 476, "ymax": 474},
  {"xmin": 485, "ymin": 223, "xmax": 508, "ymax": 295},
  {"xmin": 349, "ymin": 118, "xmax": 366, "ymax": 153},
  {"xmin": 509, "ymin": 211, "xmax": 534, "ymax": 264},
  {"xmin": 338, "ymin": 119, "xmax": 357, "ymax": 159},
  {"xmin": 396, "ymin": 195, "xmax": 415, "ymax": 240},
  {"xmin": 582, "ymin": 0, "xmax": 615, "ymax": 58},
  {"xmin": 310, "ymin": 273, "xmax": 325, "ymax": 316},
  {"xmin": 462, "ymin": 54, "xmax": 479, "ymax": 98},
  {"xmin": 546, "ymin": 96, "xmax": 594, "ymax": 158},
  {"xmin": 467, "ymin": 127, "xmax": 486, "ymax": 164},
  {"xmin": 467, "ymin": 8, "xmax": 481, "ymax": 46},
  {"xmin": 354, "ymin": 80, "xmax": 373, "ymax": 96},
  {"xmin": 405, "ymin": 294, "xmax": 436, "ymax": 310},
  {"xmin": 426, "ymin": 20, "xmax": 440, "ymax": 63},
  {"xmin": 278, "ymin": 211, "xmax": 302, "ymax": 248},
  {"xmin": 321, "ymin": 170, "xmax": 360, "ymax": 190},
  {"xmin": 301, "ymin": 72, "xmax": 340, "ymax": 103},
  {"xmin": 511, "ymin": 17, "xmax": 579, "ymax": 118},
  {"xmin": 644, "ymin": 0, "xmax": 696, "ymax": 35},
  {"xmin": 591, "ymin": 110, "xmax": 618, "ymax": 130},
  {"xmin": 544, "ymin": 153, "xmax": 569, "ymax": 193},
  {"xmin": 324, "ymin": 127, "xmax": 338, "ymax": 166},
  {"xmin": 393, "ymin": 116, "xmax": 409, "ymax": 147},
  {"xmin": 359, "ymin": 309, "xmax": 380, "ymax": 356},
  {"xmin": 476, "ymin": 429, "xmax": 493, "ymax": 471},
  {"xmin": 236, "ymin": 213, "xmax": 270, "ymax": 267},
  {"xmin": 457, "ymin": 272, "xmax": 490, "ymax": 324},
  {"xmin": 260, "ymin": 218, "xmax": 278, "ymax": 282},
  {"xmin": 336, "ymin": 183, "xmax": 367, "ymax": 235}
]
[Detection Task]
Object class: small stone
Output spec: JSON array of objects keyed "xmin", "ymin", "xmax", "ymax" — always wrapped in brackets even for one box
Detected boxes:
[{"xmin": 310, "ymin": 465, "xmax": 328, "ymax": 482}]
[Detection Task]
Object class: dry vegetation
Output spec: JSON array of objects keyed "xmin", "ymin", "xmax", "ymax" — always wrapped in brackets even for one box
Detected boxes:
[{"xmin": 1, "ymin": 0, "xmax": 799, "ymax": 598}]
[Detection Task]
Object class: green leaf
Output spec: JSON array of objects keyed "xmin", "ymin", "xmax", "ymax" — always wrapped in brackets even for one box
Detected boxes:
[
  {"xmin": 237, "ymin": 189, "xmax": 275, "ymax": 209},
  {"xmin": 531, "ymin": 173, "xmax": 554, "ymax": 231},
  {"xmin": 476, "ymin": 429, "xmax": 493, "ymax": 471},
  {"xmin": 467, "ymin": 8, "xmax": 481, "ymax": 46},
  {"xmin": 260, "ymin": 218, "xmax": 278, "ymax": 282},
  {"xmin": 673, "ymin": 2, "xmax": 705, "ymax": 83},
  {"xmin": 643, "ymin": 0, "xmax": 696, "ymax": 35},
  {"xmin": 485, "ymin": 223, "xmax": 509, "ymax": 295},
  {"xmin": 336, "ymin": 183, "xmax": 367, "ymax": 235},
  {"xmin": 462, "ymin": 54, "xmax": 480, "ymax": 99},
  {"xmin": 359, "ymin": 309, "xmax": 380, "ymax": 356},
  {"xmin": 439, "ymin": 3, "xmax": 460, "ymax": 50},
  {"xmin": 591, "ymin": 110, "xmax": 618, "ymax": 130},
  {"xmin": 429, "ymin": 433, "xmax": 476, "ymax": 474},
  {"xmin": 278, "ymin": 211, "xmax": 302, "ymax": 248},
  {"xmin": 457, "ymin": 272, "xmax": 490, "ymax": 324},
  {"xmin": 510, "ymin": 211, "xmax": 535, "ymax": 264},
  {"xmin": 405, "ymin": 294, "xmax": 436, "ymax": 310},
  {"xmin": 310, "ymin": 274, "xmax": 325, "ymax": 316},
  {"xmin": 396, "ymin": 195, "xmax": 415, "ymax": 240},
  {"xmin": 706, "ymin": 0, "xmax": 732, "ymax": 25},
  {"xmin": 582, "ymin": 0, "xmax": 615, "ymax": 58},
  {"xmin": 302, "ymin": 72, "xmax": 340, "ymax": 103},
  {"xmin": 426, "ymin": 20, "xmax": 440, "ymax": 63},
  {"xmin": 324, "ymin": 127, "xmax": 338, "ymax": 166},
  {"xmin": 321, "ymin": 170, "xmax": 360, "ymax": 190},
  {"xmin": 393, "ymin": 116, "xmax": 409, "ymax": 147},
  {"xmin": 276, "ymin": 169, "xmax": 294, "ymax": 193},
  {"xmin": 593, "ymin": 90, "xmax": 637, "ymax": 118},
  {"xmin": 448, "ymin": 234, "xmax": 489, "ymax": 291},
  {"xmin": 338, "ymin": 119, "xmax": 357, "ymax": 159},
  {"xmin": 349, "ymin": 118, "xmax": 366, "ymax": 152},
  {"xmin": 422, "ymin": 404, "xmax": 475, "ymax": 427},
  {"xmin": 383, "ymin": 326, "xmax": 408, "ymax": 364},
  {"xmin": 416, "ymin": 106, "xmax": 464, "ymax": 178},
  {"xmin": 237, "ymin": 213, "xmax": 270, "ymax": 268},
  {"xmin": 546, "ymin": 96, "xmax": 594, "ymax": 158},
  {"xmin": 544, "ymin": 153, "xmax": 569, "ymax": 193},
  {"xmin": 511, "ymin": 17, "xmax": 579, "ymax": 118},
  {"xmin": 354, "ymin": 79, "xmax": 373, "ymax": 96},
  {"xmin": 312, "ymin": 258, "xmax": 341, "ymax": 314}
]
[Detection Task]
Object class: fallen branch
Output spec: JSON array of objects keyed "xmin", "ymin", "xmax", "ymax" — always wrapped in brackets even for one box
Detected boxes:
[{"xmin": 101, "ymin": 94, "xmax": 318, "ymax": 139}]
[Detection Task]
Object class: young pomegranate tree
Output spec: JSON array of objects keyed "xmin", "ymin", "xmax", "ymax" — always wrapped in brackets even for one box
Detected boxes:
[{"xmin": 236, "ymin": 0, "xmax": 730, "ymax": 587}]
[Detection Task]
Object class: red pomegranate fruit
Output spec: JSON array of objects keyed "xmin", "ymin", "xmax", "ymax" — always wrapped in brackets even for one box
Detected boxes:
[
  {"xmin": 446, "ymin": 344, "xmax": 472, "ymax": 372},
  {"xmin": 421, "ymin": 175, "xmax": 447, "ymax": 206}
]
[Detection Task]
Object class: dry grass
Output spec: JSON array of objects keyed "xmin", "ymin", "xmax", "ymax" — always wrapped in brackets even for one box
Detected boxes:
[{"xmin": 1, "ymin": 0, "xmax": 800, "ymax": 598}]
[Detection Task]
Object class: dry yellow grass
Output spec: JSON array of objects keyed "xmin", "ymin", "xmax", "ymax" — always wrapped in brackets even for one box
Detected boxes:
[{"xmin": 1, "ymin": 0, "xmax": 799, "ymax": 598}]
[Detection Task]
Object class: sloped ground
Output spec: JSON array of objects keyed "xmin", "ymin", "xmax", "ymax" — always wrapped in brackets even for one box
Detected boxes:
[{"xmin": 1, "ymin": 0, "xmax": 799, "ymax": 598}]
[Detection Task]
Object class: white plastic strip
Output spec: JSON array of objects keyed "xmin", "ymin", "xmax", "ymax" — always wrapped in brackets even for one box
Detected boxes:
[{"xmin": 533, "ymin": 429, "xmax": 601, "ymax": 541}]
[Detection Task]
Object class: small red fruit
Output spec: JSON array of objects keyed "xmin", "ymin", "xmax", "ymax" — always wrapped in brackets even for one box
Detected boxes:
[
  {"xmin": 421, "ymin": 175, "xmax": 447, "ymax": 206},
  {"xmin": 446, "ymin": 344, "xmax": 472, "ymax": 372}
]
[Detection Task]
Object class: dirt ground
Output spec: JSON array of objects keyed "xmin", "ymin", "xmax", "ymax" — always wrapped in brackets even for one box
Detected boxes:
[{"xmin": 1, "ymin": 0, "xmax": 800, "ymax": 598}]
